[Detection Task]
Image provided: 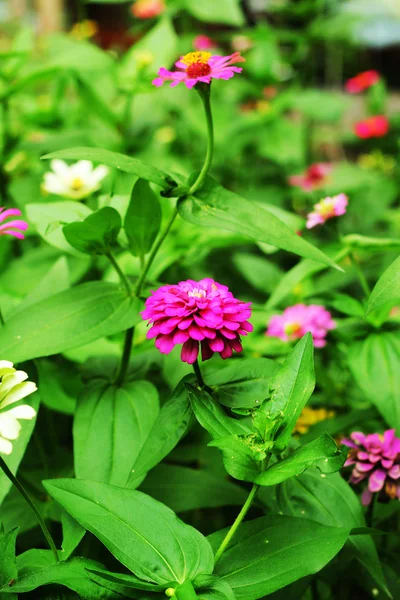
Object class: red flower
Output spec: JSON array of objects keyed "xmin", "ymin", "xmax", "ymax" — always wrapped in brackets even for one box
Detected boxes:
[
  {"xmin": 345, "ymin": 70, "xmax": 380, "ymax": 94},
  {"xmin": 288, "ymin": 163, "xmax": 332, "ymax": 192},
  {"xmin": 354, "ymin": 115, "xmax": 389, "ymax": 139}
]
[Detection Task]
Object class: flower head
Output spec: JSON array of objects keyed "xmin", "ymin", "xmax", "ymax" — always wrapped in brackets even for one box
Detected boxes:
[
  {"xmin": 0, "ymin": 361, "xmax": 37, "ymax": 455},
  {"xmin": 294, "ymin": 406, "xmax": 335, "ymax": 435},
  {"xmin": 42, "ymin": 160, "xmax": 109, "ymax": 201},
  {"xmin": 354, "ymin": 115, "xmax": 389, "ymax": 139},
  {"xmin": 306, "ymin": 193, "xmax": 348, "ymax": 229},
  {"xmin": 345, "ymin": 70, "xmax": 380, "ymax": 94},
  {"xmin": 343, "ymin": 429, "xmax": 400, "ymax": 505},
  {"xmin": 0, "ymin": 208, "xmax": 28, "ymax": 240},
  {"xmin": 289, "ymin": 163, "xmax": 332, "ymax": 192},
  {"xmin": 193, "ymin": 35, "xmax": 216, "ymax": 51},
  {"xmin": 152, "ymin": 51, "xmax": 245, "ymax": 89},
  {"xmin": 142, "ymin": 278, "xmax": 253, "ymax": 364},
  {"xmin": 131, "ymin": 0, "xmax": 165, "ymax": 19},
  {"xmin": 267, "ymin": 304, "xmax": 335, "ymax": 348}
]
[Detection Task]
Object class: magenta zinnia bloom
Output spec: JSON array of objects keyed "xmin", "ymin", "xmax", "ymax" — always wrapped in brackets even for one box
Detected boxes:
[
  {"xmin": 142, "ymin": 278, "xmax": 253, "ymax": 364},
  {"xmin": 343, "ymin": 430, "xmax": 400, "ymax": 505},
  {"xmin": 289, "ymin": 163, "xmax": 332, "ymax": 192},
  {"xmin": 345, "ymin": 70, "xmax": 380, "ymax": 94},
  {"xmin": 152, "ymin": 51, "xmax": 245, "ymax": 89},
  {"xmin": 0, "ymin": 207, "xmax": 28, "ymax": 240},
  {"xmin": 306, "ymin": 193, "xmax": 348, "ymax": 229},
  {"xmin": 267, "ymin": 304, "xmax": 335, "ymax": 348}
]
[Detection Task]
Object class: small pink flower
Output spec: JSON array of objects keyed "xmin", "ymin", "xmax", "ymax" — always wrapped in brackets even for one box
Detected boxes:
[
  {"xmin": 354, "ymin": 115, "xmax": 389, "ymax": 139},
  {"xmin": 345, "ymin": 70, "xmax": 380, "ymax": 94},
  {"xmin": 267, "ymin": 304, "xmax": 335, "ymax": 348},
  {"xmin": 193, "ymin": 35, "xmax": 215, "ymax": 51},
  {"xmin": 306, "ymin": 193, "xmax": 348, "ymax": 229},
  {"xmin": 131, "ymin": 0, "xmax": 164, "ymax": 19},
  {"xmin": 343, "ymin": 429, "xmax": 400, "ymax": 505},
  {"xmin": 0, "ymin": 207, "xmax": 28, "ymax": 240},
  {"xmin": 142, "ymin": 278, "xmax": 253, "ymax": 364},
  {"xmin": 152, "ymin": 51, "xmax": 245, "ymax": 89},
  {"xmin": 289, "ymin": 163, "xmax": 332, "ymax": 192}
]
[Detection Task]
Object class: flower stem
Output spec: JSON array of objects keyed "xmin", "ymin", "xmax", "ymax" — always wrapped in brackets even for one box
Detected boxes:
[
  {"xmin": 214, "ymin": 483, "xmax": 259, "ymax": 566},
  {"xmin": 0, "ymin": 305, "xmax": 5, "ymax": 326},
  {"xmin": 188, "ymin": 85, "xmax": 214, "ymax": 196},
  {"xmin": 0, "ymin": 455, "xmax": 59, "ymax": 563},
  {"xmin": 106, "ymin": 252, "xmax": 132, "ymax": 296},
  {"xmin": 349, "ymin": 251, "xmax": 370, "ymax": 298},
  {"xmin": 173, "ymin": 580, "xmax": 198, "ymax": 600},
  {"xmin": 192, "ymin": 359, "xmax": 213, "ymax": 394},
  {"xmin": 114, "ymin": 326, "xmax": 134, "ymax": 387}
]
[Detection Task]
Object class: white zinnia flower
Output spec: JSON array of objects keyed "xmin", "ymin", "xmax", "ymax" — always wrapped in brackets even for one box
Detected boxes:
[
  {"xmin": 0, "ymin": 361, "xmax": 37, "ymax": 456},
  {"xmin": 42, "ymin": 159, "xmax": 109, "ymax": 201}
]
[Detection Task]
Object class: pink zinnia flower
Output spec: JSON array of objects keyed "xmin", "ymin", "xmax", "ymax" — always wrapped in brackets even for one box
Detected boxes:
[
  {"xmin": 152, "ymin": 51, "xmax": 245, "ymax": 89},
  {"xmin": 0, "ymin": 207, "xmax": 28, "ymax": 240},
  {"xmin": 131, "ymin": 0, "xmax": 164, "ymax": 19},
  {"xmin": 306, "ymin": 193, "xmax": 348, "ymax": 229},
  {"xmin": 343, "ymin": 430, "xmax": 400, "ymax": 505},
  {"xmin": 193, "ymin": 35, "xmax": 215, "ymax": 51},
  {"xmin": 266, "ymin": 304, "xmax": 335, "ymax": 348},
  {"xmin": 354, "ymin": 115, "xmax": 389, "ymax": 139},
  {"xmin": 289, "ymin": 163, "xmax": 332, "ymax": 192},
  {"xmin": 345, "ymin": 70, "xmax": 380, "ymax": 94},
  {"xmin": 141, "ymin": 278, "xmax": 253, "ymax": 364}
]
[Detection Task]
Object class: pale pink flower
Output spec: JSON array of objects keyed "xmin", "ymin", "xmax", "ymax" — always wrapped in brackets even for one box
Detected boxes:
[
  {"xmin": 0, "ymin": 207, "xmax": 28, "ymax": 240},
  {"xmin": 343, "ymin": 430, "xmax": 400, "ymax": 505},
  {"xmin": 267, "ymin": 304, "xmax": 335, "ymax": 348},
  {"xmin": 306, "ymin": 193, "xmax": 348, "ymax": 229},
  {"xmin": 289, "ymin": 163, "xmax": 332, "ymax": 192},
  {"xmin": 131, "ymin": 0, "xmax": 164, "ymax": 19},
  {"xmin": 152, "ymin": 51, "xmax": 245, "ymax": 89},
  {"xmin": 193, "ymin": 35, "xmax": 215, "ymax": 51},
  {"xmin": 142, "ymin": 278, "xmax": 253, "ymax": 364}
]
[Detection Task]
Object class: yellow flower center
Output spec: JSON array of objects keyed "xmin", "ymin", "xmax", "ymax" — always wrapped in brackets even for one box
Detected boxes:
[
  {"xmin": 188, "ymin": 288, "xmax": 206, "ymax": 299},
  {"xmin": 317, "ymin": 198, "xmax": 335, "ymax": 218},
  {"xmin": 284, "ymin": 322, "xmax": 302, "ymax": 337},
  {"xmin": 181, "ymin": 51, "xmax": 211, "ymax": 66},
  {"xmin": 70, "ymin": 177, "xmax": 84, "ymax": 191}
]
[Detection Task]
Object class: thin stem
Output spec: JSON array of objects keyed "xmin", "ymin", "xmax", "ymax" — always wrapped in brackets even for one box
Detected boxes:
[
  {"xmin": 214, "ymin": 483, "xmax": 259, "ymax": 566},
  {"xmin": 114, "ymin": 326, "xmax": 134, "ymax": 386},
  {"xmin": 173, "ymin": 580, "xmax": 198, "ymax": 600},
  {"xmin": 188, "ymin": 85, "xmax": 214, "ymax": 196},
  {"xmin": 0, "ymin": 305, "xmax": 5, "ymax": 326},
  {"xmin": 106, "ymin": 252, "xmax": 132, "ymax": 296},
  {"xmin": 349, "ymin": 251, "xmax": 370, "ymax": 298},
  {"xmin": 134, "ymin": 207, "xmax": 178, "ymax": 297},
  {"xmin": 192, "ymin": 359, "xmax": 213, "ymax": 394},
  {"xmin": 0, "ymin": 455, "xmax": 59, "ymax": 563}
]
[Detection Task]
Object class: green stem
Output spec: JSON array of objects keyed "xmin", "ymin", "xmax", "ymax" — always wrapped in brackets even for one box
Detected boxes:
[
  {"xmin": 192, "ymin": 359, "xmax": 213, "ymax": 394},
  {"xmin": 0, "ymin": 305, "xmax": 5, "ymax": 326},
  {"xmin": 0, "ymin": 455, "xmax": 59, "ymax": 563},
  {"xmin": 173, "ymin": 580, "xmax": 198, "ymax": 600},
  {"xmin": 349, "ymin": 251, "xmax": 370, "ymax": 298},
  {"xmin": 214, "ymin": 483, "xmax": 259, "ymax": 566},
  {"xmin": 188, "ymin": 85, "xmax": 214, "ymax": 195},
  {"xmin": 106, "ymin": 252, "xmax": 132, "ymax": 296},
  {"xmin": 114, "ymin": 326, "xmax": 134, "ymax": 386}
]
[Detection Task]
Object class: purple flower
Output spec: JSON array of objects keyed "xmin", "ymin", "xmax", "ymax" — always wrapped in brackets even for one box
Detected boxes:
[
  {"xmin": 141, "ymin": 278, "xmax": 253, "ymax": 364},
  {"xmin": 266, "ymin": 304, "xmax": 335, "ymax": 348},
  {"xmin": 0, "ymin": 207, "xmax": 28, "ymax": 240},
  {"xmin": 343, "ymin": 430, "xmax": 400, "ymax": 505}
]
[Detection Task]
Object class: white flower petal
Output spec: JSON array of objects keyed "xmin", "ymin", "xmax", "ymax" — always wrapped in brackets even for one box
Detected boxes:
[
  {"xmin": 0, "ymin": 371, "xmax": 29, "ymax": 402},
  {"xmin": 70, "ymin": 160, "xmax": 93, "ymax": 178},
  {"xmin": 0, "ymin": 361, "xmax": 14, "ymax": 370},
  {"xmin": 0, "ymin": 413, "xmax": 21, "ymax": 440},
  {"xmin": 50, "ymin": 159, "xmax": 71, "ymax": 178},
  {"xmin": 1, "ymin": 381, "xmax": 37, "ymax": 409},
  {"xmin": 7, "ymin": 405, "xmax": 36, "ymax": 420},
  {"xmin": 90, "ymin": 165, "xmax": 109, "ymax": 184},
  {"xmin": 43, "ymin": 172, "xmax": 69, "ymax": 196},
  {"xmin": 0, "ymin": 436, "xmax": 13, "ymax": 455}
]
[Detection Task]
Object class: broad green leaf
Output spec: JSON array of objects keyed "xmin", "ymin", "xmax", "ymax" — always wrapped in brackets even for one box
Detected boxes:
[
  {"xmin": 188, "ymin": 385, "xmax": 251, "ymax": 438},
  {"xmin": 209, "ymin": 435, "xmax": 262, "ymax": 483},
  {"xmin": 209, "ymin": 515, "xmax": 350, "ymax": 600},
  {"xmin": 0, "ymin": 390, "xmax": 40, "ymax": 506},
  {"xmin": 266, "ymin": 258, "xmax": 328, "ymax": 309},
  {"xmin": 36, "ymin": 358, "xmax": 81, "ymax": 415},
  {"xmin": 232, "ymin": 253, "xmax": 283, "ymax": 295},
  {"xmin": 366, "ymin": 255, "xmax": 400, "ymax": 315},
  {"xmin": 178, "ymin": 177, "xmax": 338, "ymax": 268},
  {"xmin": 86, "ymin": 567, "xmax": 164, "ymax": 591},
  {"xmin": 348, "ymin": 332, "xmax": 400, "ymax": 431},
  {"xmin": 0, "ymin": 528, "xmax": 17, "ymax": 600},
  {"xmin": 61, "ymin": 512, "xmax": 85, "ymax": 561},
  {"xmin": 127, "ymin": 376, "xmax": 194, "ymax": 488},
  {"xmin": 42, "ymin": 147, "xmax": 174, "ymax": 191},
  {"xmin": 268, "ymin": 470, "xmax": 390, "ymax": 597},
  {"xmin": 44, "ymin": 479, "xmax": 214, "ymax": 586},
  {"xmin": 204, "ymin": 358, "xmax": 279, "ymax": 408},
  {"xmin": 0, "ymin": 282, "xmax": 140, "ymax": 364},
  {"xmin": 124, "ymin": 179, "xmax": 161, "ymax": 257},
  {"xmin": 63, "ymin": 207, "xmax": 121, "ymax": 255},
  {"xmin": 256, "ymin": 435, "xmax": 347, "ymax": 486},
  {"xmin": 267, "ymin": 334, "xmax": 315, "ymax": 452},
  {"xmin": 181, "ymin": 0, "xmax": 244, "ymax": 26},
  {"xmin": 74, "ymin": 380, "xmax": 159, "ymax": 487},
  {"xmin": 140, "ymin": 464, "xmax": 248, "ymax": 512},
  {"xmin": 329, "ymin": 293, "xmax": 365, "ymax": 318},
  {"xmin": 194, "ymin": 575, "xmax": 235, "ymax": 600}
]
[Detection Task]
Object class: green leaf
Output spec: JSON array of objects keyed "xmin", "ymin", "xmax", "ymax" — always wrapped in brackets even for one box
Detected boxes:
[
  {"xmin": 0, "ymin": 528, "xmax": 18, "ymax": 600},
  {"xmin": 232, "ymin": 253, "xmax": 283, "ymax": 295},
  {"xmin": 204, "ymin": 358, "xmax": 279, "ymax": 408},
  {"xmin": 63, "ymin": 207, "xmax": 121, "ymax": 255},
  {"xmin": 127, "ymin": 376, "xmax": 193, "ymax": 488},
  {"xmin": 256, "ymin": 435, "xmax": 347, "ymax": 486},
  {"xmin": 42, "ymin": 147, "xmax": 174, "ymax": 190},
  {"xmin": 140, "ymin": 464, "xmax": 248, "ymax": 512},
  {"xmin": 74, "ymin": 380, "xmax": 159, "ymax": 487},
  {"xmin": 44, "ymin": 479, "xmax": 214, "ymax": 585},
  {"xmin": 348, "ymin": 332, "xmax": 400, "ymax": 431},
  {"xmin": 124, "ymin": 179, "xmax": 162, "ymax": 257},
  {"xmin": 194, "ymin": 575, "xmax": 235, "ymax": 600},
  {"xmin": 178, "ymin": 177, "xmax": 338, "ymax": 268},
  {"xmin": 328, "ymin": 293, "xmax": 365, "ymax": 318},
  {"xmin": 209, "ymin": 515, "xmax": 350, "ymax": 600},
  {"xmin": 268, "ymin": 334, "xmax": 315, "ymax": 452},
  {"xmin": 181, "ymin": 0, "xmax": 244, "ymax": 26},
  {"xmin": 209, "ymin": 435, "xmax": 262, "ymax": 483},
  {"xmin": 36, "ymin": 358, "xmax": 80, "ymax": 415},
  {"xmin": 366, "ymin": 255, "xmax": 400, "ymax": 315},
  {"xmin": 0, "ymin": 282, "xmax": 140, "ymax": 364},
  {"xmin": 61, "ymin": 512, "xmax": 85, "ymax": 561},
  {"xmin": 343, "ymin": 234, "xmax": 400, "ymax": 252},
  {"xmin": 86, "ymin": 567, "xmax": 164, "ymax": 591}
]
